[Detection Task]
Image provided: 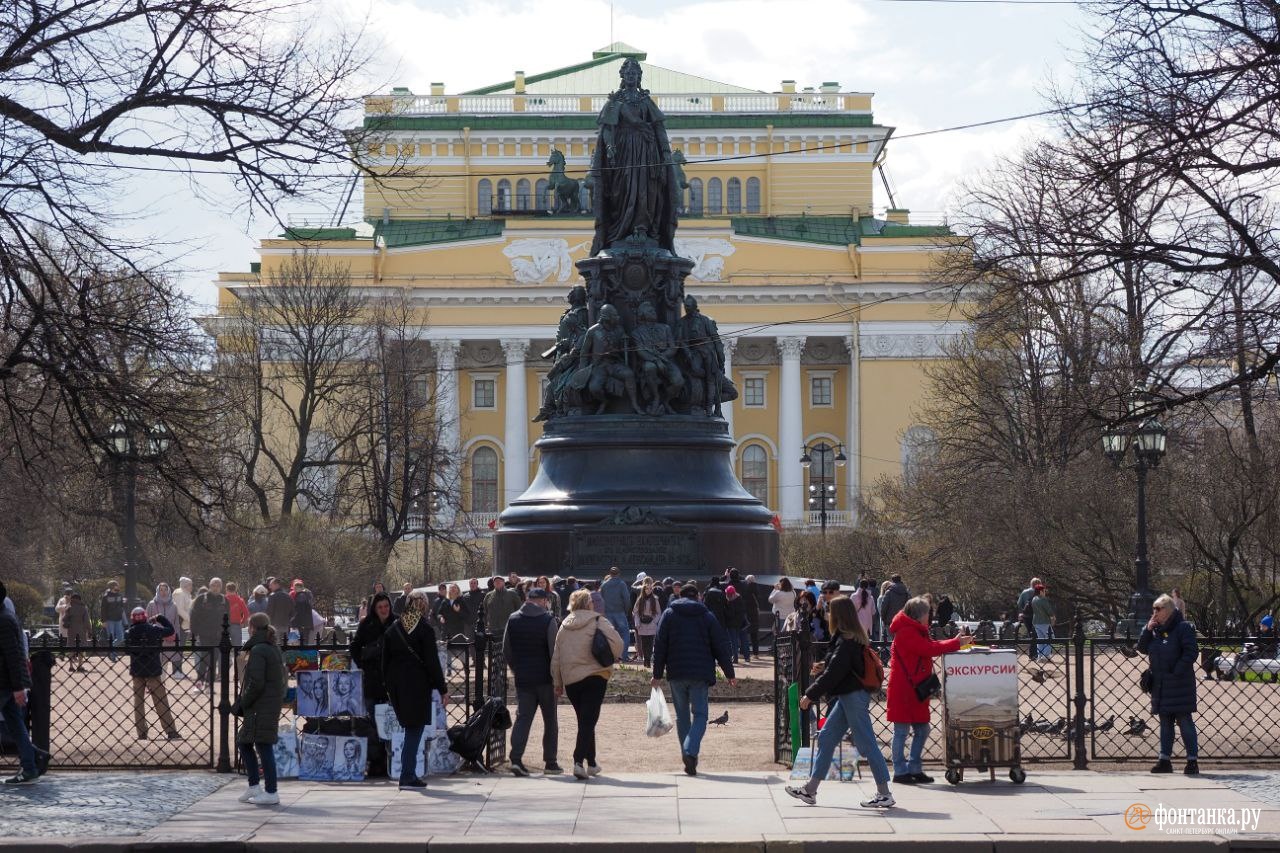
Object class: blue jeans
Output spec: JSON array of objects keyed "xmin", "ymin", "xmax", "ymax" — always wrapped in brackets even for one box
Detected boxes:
[
  {"xmin": 104, "ymin": 621, "xmax": 124, "ymax": 660},
  {"xmin": 400, "ymin": 725, "xmax": 425, "ymax": 784},
  {"xmin": 240, "ymin": 743, "xmax": 278, "ymax": 793},
  {"xmin": 727, "ymin": 629, "xmax": 741, "ymax": 662},
  {"xmin": 739, "ymin": 627, "xmax": 752, "ymax": 661},
  {"xmin": 1158, "ymin": 713, "xmax": 1198, "ymax": 761},
  {"xmin": 892, "ymin": 722, "xmax": 930, "ymax": 776},
  {"xmin": 0, "ymin": 690, "xmax": 37, "ymax": 776},
  {"xmin": 606, "ymin": 613, "xmax": 631, "ymax": 662},
  {"xmin": 1034, "ymin": 624, "xmax": 1052, "ymax": 660},
  {"xmin": 670, "ymin": 680, "xmax": 710, "ymax": 758},
  {"xmin": 808, "ymin": 689, "xmax": 890, "ymax": 791}
]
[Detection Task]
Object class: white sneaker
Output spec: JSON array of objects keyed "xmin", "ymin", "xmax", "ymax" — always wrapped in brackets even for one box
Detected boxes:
[
  {"xmin": 861, "ymin": 792, "xmax": 896, "ymax": 809},
  {"xmin": 249, "ymin": 791, "xmax": 281, "ymax": 805},
  {"xmin": 238, "ymin": 785, "xmax": 260, "ymax": 803},
  {"xmin": 572, "ymin": 762, "xmax": 589, "ymax": 779},
  {"xmin": 587, "ymin": 763, "xmax": 602, "ymax": 777}
]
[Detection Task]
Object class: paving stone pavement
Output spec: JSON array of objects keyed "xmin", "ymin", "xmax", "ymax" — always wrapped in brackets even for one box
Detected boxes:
[
  {"xmin": 0, "ymin": 771, "xmax": 228, "ymax": 837},
  {"xmin": 1220, "ymin": 770, "xmax": 1280, "ymax": 809}
]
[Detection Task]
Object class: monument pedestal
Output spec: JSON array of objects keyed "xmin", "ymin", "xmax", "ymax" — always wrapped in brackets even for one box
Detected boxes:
[{"xmin": 494, "ymin": 415, "xmax": 780, "ymax": 577}]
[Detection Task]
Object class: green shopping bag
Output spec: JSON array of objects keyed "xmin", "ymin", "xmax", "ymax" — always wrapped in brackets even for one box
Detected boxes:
[{"xmin": 788, "ymin": 682, "xmax": 802, "ymax": 764}]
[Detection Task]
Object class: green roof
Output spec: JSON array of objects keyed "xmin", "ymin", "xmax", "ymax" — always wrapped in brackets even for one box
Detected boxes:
[
  {"xmin": 729, "ymin": 215, "xmax": 953, "ymax": 247},
  {"xmin": 463, "ymin": 45, "xmax": 759, "ymax": 96},
  {"xmin": 372, "ymin": 218, "xmax": 504, "ymax": 248},
  {"xmin": 366, "ymin": 113, "xmax": 874, "ymax": 132},
  {"xmin": 281, "ymin": 226, "xmax": 358, "ymax": 241}
]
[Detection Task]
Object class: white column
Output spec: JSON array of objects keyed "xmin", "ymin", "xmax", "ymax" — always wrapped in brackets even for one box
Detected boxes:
[
  {"xmin": 844, "ymin": 332, "xmax": 862, "ymax": 525},
  {"xmin": 501, "ymin": 338, "xmax": 530, "ymax": 506},
  {"xmin": 435, "ymin": 340, "xmax": 461, "ymax": 527},
  {"xmin": 776, "ymin": 336, "xmax": 806, "ymax": 524},
  {"xmin": 722, "ymin": 337, "xmax": 737, "ymax": 443}
]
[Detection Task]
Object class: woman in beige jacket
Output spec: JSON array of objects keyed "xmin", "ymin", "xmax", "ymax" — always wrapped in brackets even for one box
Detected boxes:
[{"xmin": 552, "ymin": 589, "xmax": 623, "ymax": 779}]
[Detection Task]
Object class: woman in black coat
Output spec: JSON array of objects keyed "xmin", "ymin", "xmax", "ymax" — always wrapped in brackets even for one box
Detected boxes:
[
  {"xmin": 349, "ymin": 592, "xmax": 394, "ymax": 714},
  {"xmin": 381, "ymin": 591, "xmax": 447, "ymax": 789},
  {"xmin": 1137, "ymin": 594, "xmax": 1199, "ymax": 775}
]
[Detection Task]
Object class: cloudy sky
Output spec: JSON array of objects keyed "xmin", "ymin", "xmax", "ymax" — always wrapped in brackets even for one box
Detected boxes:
[{"xmin": 144, "ymin": 0, "xmax": 1091, "ymax": 307}]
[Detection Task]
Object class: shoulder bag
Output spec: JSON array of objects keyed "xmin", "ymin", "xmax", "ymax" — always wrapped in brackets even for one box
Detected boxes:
[
  {"xmin": 591, "ymin": 615, "xmax": 617, "ymax": 667},
  {"xmin": 894, "ymin": 643, "xmax": 940, "ymax": 701}
]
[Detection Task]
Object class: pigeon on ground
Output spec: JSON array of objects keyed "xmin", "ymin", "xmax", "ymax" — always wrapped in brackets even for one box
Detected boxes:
[
  {"xmin": 1047, "ymin": 717, "xmax": 1068, "ymax": 735},
  {"xmin": 709, "ymin": 710, "xmax": 729, "ymax": 726},
  {"xmin": 1029, "ymin": 668, "xmax": 1048, "ymax": 684},
  {"xmin": 1125, "ymin": 716, "xmax": 1148, "ymax": 736},
  {"xmin": 1120, "ymin": 646, "xmax": 1140, "ymax": 658},
  {"xmin": 1018, "ymin": 713, "xmax": 1035, "ymax": 734},
  {"xmin": 1095, "ymin": 715, "xmax": 1115, "ymax": 733}
]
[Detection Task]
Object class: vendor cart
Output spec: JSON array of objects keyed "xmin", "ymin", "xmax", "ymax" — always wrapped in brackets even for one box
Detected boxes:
[{"xmin": 940, "ymin": 647, "xmax": 1026, "ymax": 785}]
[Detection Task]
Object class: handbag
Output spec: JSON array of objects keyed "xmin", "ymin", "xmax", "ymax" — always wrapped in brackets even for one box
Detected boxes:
[
  {"xmin": 591, "ymin": 616, "xmax": 616, "ymax": 667},
  {"xmin": 894, "ymin": 644, "xmax": 940, "ymax": 702},
  {"xmin": 1140, "ymin": 668, "xmax": 1153, "ymax": 694}
]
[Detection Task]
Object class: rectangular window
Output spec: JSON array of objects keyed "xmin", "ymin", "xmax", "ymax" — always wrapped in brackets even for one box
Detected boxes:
[
  {"xmin": 473, "ymin": 378, "xmax": 496, "ymax": 409},
  {"xmin": 744, "ymin": 376, "xmax": 766, "ymax": 407},
  {"xmin": 810, "ymin": 376, "xmax": 833, "ymax": 407}
]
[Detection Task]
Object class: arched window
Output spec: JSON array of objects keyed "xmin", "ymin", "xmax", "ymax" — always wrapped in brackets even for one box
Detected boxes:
[
  {"xmin": 470, "ymin": 446, "xmax": 499, "ymax": 513},
  {"xmin": 477, "ymin": 179, "xmax": 493, "ymax": 215},
  {"xmin": 496, "ymin": 179, "xmax": 512, "ymax": 210},
  {"xmin": 741, "ymin": 444, "xmax": 769, "ymax": 505},
  {"xmin": 516, "ymin": 178, "xmax": 531, "ymax": 211},
  {"xmin": 901, "ymin": 426, "xmax": 937, "ymax": 483},
  {"xmin": 688, "ymin": 178, "xmax": 704, "ymax": 215},
  {"xmin": 726, "ymin": 178, "xmax": 742, "ymax": 214},
  {"xmin": 535, "ymin": 179, "xmax": 550, "ymax": 210},
  {"xmin": 707, "ymin": 178, "xmax": 723, "ymax": 215},
  {"xmin": 746, "ymin": 177, "xmax": 762, "ymax": 213}
]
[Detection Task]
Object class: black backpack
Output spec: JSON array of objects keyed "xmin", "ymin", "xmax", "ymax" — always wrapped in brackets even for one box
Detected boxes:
[{"xmin": 591, "ymin": 616, "xmax": 616, "ymax": 667}]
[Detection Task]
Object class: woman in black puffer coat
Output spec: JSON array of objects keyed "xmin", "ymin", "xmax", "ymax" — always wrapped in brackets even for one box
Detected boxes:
[
  {"xmin": 1137, "ymin": 594, "xmax": 1199, "ymax": 775},
  {"xmin": 349, "ymin": 592, "xmax": 394, "ymax": 714}
]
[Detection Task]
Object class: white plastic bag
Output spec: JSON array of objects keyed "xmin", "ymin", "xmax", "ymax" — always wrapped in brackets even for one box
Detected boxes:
[{"xmin": 645, "ymin": 687, "xmax": 674, "ymax": 737}]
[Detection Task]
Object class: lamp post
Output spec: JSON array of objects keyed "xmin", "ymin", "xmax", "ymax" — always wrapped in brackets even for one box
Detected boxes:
[
  {"xmin": 800, "ymin": 441, "xmax": 847, "ymax": 535},
  {"xmin": 100, "ymin": 419, "xmax": 171, "ymax": 610},
  {"xmin": 413, "ymin": 491, "xmax": 444, "ymax": 587},
  {"xmin": 1103, "ymin": 415, "xmax": 1168, "ymax": 624}
]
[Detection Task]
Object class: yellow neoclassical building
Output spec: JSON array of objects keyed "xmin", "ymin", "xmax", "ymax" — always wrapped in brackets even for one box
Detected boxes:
[{"xmin": 214, "ymin": 43, "xmax": 962, "ymax": 536}]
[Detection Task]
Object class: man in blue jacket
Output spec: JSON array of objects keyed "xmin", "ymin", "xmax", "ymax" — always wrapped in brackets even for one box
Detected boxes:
[
  {"xmin": 600, "ymin": 566, "xmax": 633, "ymax": 663},
  {"xmin": 651, "ymin": 582, "xmax": 736, "ymax": 776}
]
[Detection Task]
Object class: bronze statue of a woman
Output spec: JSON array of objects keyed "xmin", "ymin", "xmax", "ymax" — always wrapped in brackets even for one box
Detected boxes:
[{"xmin": 589, "ymin": 58, "xmax": 680, "ymax": 255}]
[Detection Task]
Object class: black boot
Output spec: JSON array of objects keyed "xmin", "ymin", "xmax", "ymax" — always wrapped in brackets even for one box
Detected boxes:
[
  {"xmin": 1184, "ymin": 760, "xmax": 1199, "ymax": 775},
  {"xmin": 1150, "ymin": 759, "xmax": 1173, "ymax": 774}
]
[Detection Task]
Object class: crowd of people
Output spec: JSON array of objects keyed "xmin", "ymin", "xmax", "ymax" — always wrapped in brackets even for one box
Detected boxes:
[{"xmin": 0, "ymin": 568, "xmax": 1243, "ymax": 792}]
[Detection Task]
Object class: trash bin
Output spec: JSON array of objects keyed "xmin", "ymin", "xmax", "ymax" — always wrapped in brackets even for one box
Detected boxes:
[{"xmin": 940, "ymin": 647, "xmax": 1025, "ymax": 784}]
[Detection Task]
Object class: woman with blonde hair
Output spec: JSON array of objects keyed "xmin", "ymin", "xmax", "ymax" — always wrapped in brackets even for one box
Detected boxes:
[
  {"xmin": 551, "ymin": 588, "xmax": 623, "ymax": 779},
  {"xmin": 786, "ymin": 595, "xmax": 894, "ymax": 808}
]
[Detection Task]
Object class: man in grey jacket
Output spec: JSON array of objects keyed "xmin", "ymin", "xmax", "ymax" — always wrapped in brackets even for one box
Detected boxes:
[
  {"xmin": 503, "ymin": 588, "xmax": 560, "ymax": 776},
  {"xmin": 878, "ymin": 574, "xmax": 909, "ymax": 638},
  {"xmin": 600, "ymin": 566, "xmax": 633, "ymax": 662}
]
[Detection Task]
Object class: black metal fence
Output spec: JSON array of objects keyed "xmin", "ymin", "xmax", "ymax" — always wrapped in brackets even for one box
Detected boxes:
[
  {"xmin": 1, "ymin": 619, "xmax": 510, "ymax": 773},
  {"xmin": 773, "ymin": 621, "xmax": 1280, "ymax": 768}
]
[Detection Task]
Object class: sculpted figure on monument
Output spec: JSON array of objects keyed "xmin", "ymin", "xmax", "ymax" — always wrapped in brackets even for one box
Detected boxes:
[
  {"xmin": 589, "ymin": 58, "xmax": 679, "ymax": 255},
  {"xmin": 535, "ymin": 285, "xmax": 590, "ymax": 421},
  {"xmin": 632, "ymin": 302, "xmax": 684, "ymax": 415},
  {"xmin": 678, "ymin": 295, "xmax": 737, "ymax": 417},
  {"xmin": 570, "ymin": 304, "xmax": 642, "ymax": 415}
]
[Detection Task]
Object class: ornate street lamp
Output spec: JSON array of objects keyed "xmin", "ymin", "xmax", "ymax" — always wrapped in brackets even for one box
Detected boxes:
[
  {"xmin": 1103, "ymin": 412, "xmax": 1168, "ymax": 624},
  {"xmin": 800, "ymin": 442, "xmax": 847, "ymax": 535},
  {"xmin": 98, "ymin": 419, "xmax": 171, "ymax": 609}
]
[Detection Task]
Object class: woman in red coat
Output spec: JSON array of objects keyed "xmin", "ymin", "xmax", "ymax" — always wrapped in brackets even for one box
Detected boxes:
[{"xmin": 886, "ymin": 597, "xmax": 970, "ymax": 783}]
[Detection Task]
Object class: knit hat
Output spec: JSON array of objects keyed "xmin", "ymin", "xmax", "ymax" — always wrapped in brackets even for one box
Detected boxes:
[
  {"xmin": 130, "ymin": 607, "xmax": 148, "ymax": 623},
  {"xmin": 725, "ymin": 585, "xmax": 737, "ymax": 597}
]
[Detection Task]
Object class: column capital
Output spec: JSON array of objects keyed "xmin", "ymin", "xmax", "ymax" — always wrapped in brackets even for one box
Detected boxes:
[
  {"xmin": 776, "ymin": 336, "xmax": 806, "ymax": 360},
  {"xmin": 500, "ymin": 338, "xmax": 530, "ymax": 363},
  {"xmin": 723, "ymin": 336, "xmax": 738, "ymax": 357},
  {"xmin": 843, "ymin": 332, "xmax": 859, "ymax": 355},
  {"xmin": 433, "ymin": 340, "xmax": 460, "ymax": 366}
]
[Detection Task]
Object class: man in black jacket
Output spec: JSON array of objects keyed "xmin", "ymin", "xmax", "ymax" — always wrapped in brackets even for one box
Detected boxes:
[
  {"xmin": 265, "ymin": 578, "xmax": 292, "ymax": 645},
  {"xmin": 502, "ymin": 588, "xmax": 560, "ymax": 777},
  {"xmin": 101, "ymin": 580, "xmax": 126, "ymax": 662},
  {"xmin": 0, "ymin": 580, "xmax": 37, "ymax": 784},
  {"xmin": 125, "ymin": 608, "xmax": 181, "ymax": 741},
  {"xmin": 190, "ymin": 579, "xmax": 229, "ymax": 686},
  {"xmin": 702, "ymin": 578, "xmax": 729, "ymax": 637}
]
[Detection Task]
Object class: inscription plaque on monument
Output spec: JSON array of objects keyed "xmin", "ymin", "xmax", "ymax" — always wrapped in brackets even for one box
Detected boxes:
[{"xmin": 572, "ymin": 527, "xmax": 698, "ymax": 573}]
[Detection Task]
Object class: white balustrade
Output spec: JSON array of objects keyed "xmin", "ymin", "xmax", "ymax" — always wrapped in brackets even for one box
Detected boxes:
[{"xmin": 380, "ymin": 92, "xmax": 862, "ymax": 116}]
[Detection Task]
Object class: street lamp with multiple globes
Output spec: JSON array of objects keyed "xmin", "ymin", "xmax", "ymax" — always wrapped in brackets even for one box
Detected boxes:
[
  {"xmin": 800, "ymin": 441, "xmax": 847, "ymax": 535},
  {"xmin": 1102, "ymin": 414, "xmax": 1168, "ymax": 625},
  {"xmin": 100, "ymin": 419, "xmax": 172, "ymax": 610},
  {"xmin": 412, "ymin": 491, "xmax": 445, "ymax": 586}
]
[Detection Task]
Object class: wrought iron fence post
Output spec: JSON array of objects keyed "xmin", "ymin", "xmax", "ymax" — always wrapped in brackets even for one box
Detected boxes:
[
  {"xmin": 29, "ymin": 639, "xmax": 54, "ymax": 755},
  {"xmin": 216, "ymin": 613, "xmax": 232, "ymax": 773},
  {"xmin": 1072, "ymin": 618, "xmax": 1088, "ymax": 770},
  {"xmin": 773, "ymin": 632, "xmax": 781, "ymax": 763}
]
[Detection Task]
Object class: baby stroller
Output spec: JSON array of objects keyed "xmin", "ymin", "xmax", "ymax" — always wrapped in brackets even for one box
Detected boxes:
[{"xmin": 447, "ymin": 696, "xmax": 511, "ymax": 772}]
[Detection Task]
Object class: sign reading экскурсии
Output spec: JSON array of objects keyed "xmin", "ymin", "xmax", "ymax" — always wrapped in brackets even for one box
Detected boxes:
[{"xmin": 572, "ymin": 528, "xmax": 698, "ymax": 573}]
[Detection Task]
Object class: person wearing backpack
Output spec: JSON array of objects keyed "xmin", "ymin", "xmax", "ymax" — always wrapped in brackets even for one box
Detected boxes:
[
  {"xmin": 289, "ymin": 580, "xmax": 315, "ymax": 645},
  {"xmin": 551, "ymin": 589, "xmax": 622, "ymax": 780},
  {"xmin": 785, "ymin": 595, "xmax": 895, "ymax": 809},
  {"xmin": 651, "ymin": 581, "xmax": 736, "ymax": 777}
]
